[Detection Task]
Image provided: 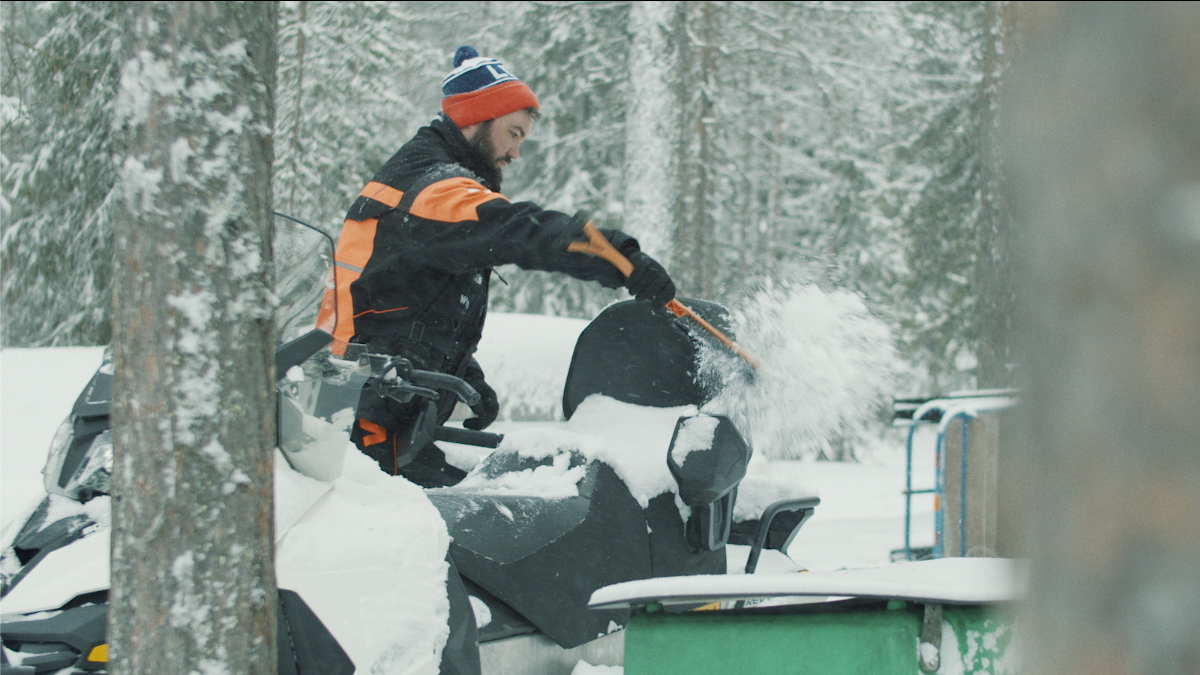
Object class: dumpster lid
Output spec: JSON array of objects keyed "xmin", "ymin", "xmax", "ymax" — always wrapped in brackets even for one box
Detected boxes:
[{"xmin": 589, "ymin": 557, "xmax": 1026, "ymax": 610}]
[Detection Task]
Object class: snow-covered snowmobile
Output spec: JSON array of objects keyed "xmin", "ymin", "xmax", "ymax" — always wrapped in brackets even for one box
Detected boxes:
[{"xmin": 0, "ymin": 298, "xmax": 819, "ymax": 675}]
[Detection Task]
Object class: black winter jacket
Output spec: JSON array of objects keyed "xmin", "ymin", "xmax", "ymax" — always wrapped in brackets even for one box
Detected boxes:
[{"xmin": 317, "ymin": 115, "xmax": 638, "ymax": 375}]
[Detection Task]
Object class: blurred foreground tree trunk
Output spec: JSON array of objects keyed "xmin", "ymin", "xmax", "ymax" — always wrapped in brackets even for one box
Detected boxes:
[
  {"xmin": 108, "ymin": 3, "xmax": 279, "ymax": 674},
  {"xmin": 1005, "ymin": 3, "xmax": 1200, "ymax": 674}
]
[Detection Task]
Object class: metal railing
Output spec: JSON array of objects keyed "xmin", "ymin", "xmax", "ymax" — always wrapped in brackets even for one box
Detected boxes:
[{"xmin": 899, "ymin": 390, "xmax": 1018, "ymax": 561}]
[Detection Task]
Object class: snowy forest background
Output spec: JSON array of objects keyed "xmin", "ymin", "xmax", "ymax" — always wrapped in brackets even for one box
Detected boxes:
[{"xmin": 1, "ymin": 0, "xmax": 1017, "ymax": 401}]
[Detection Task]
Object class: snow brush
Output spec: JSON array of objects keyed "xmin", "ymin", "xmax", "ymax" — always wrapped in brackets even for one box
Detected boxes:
[{"xmin": 569, "ymin": 222, "xmax": 761, "ymax": 370}]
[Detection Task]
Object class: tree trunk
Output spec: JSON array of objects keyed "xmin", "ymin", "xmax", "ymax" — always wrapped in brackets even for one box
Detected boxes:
[
  {"xmin": 1005, "ymin": 3, "xmax": 1200, "ymax": 674},
  {"xmin": 623, "ymin": 0, "xmax": 681, "ymax": 264},
  {"xmin": 675, "ymin": 1, "xmax": 720, "ymax": 298},
  {"xmin": 974, "ymin": 0, "xmax": 1016, "ymax": 389},
  {"xmin": 108, "ymin": 3, "xmax": 279, "ymax": 674},
  {"xmin": 284, "ymin": 0, "xmax": 308, "ymax": 215}
]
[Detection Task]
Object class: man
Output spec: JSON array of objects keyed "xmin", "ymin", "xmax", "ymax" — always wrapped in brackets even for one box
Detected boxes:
[{"xmin": 316, "ymin": 46, "xmax": 675, "ymax": 486}]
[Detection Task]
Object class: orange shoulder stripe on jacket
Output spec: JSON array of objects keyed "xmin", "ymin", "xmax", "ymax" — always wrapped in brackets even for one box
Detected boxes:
[
  {"xmin": 315, "ymin": 215, "xmax": 380, "ymax": 354},
  {"xmin": 335, "ymin": 217, "xmax": 379, "ymax": 270},
  {"xmin": 360, "ymin": 181, "xmax": 404, "ymax": 208},
  {"xmin": 408, "ymin": 177, "xmax": 508, "ymax": 223}
]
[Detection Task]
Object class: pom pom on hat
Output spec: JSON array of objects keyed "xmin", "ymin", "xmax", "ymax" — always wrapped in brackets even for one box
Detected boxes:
[
  {"xmin": 453, "ymin": 45, "xmax": 479, "ymax": 68},
  {"xmin": 442, "ymin": 45, "xmax": 539, "ymax": 128}
]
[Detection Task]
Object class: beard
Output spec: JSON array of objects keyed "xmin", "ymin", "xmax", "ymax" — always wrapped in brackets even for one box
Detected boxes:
[
  {"xmin": 470, "ymin": 123, "xmax": 506, "ymax": 168},
  {"xmin": 467, "ymin": 121, "xmax": 505, "ymax": 190}
]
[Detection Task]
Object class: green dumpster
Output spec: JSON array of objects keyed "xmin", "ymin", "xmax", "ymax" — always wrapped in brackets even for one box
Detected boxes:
[{"xmin": 591, "ymin": 557, "xmax": 1022, "ymax": 675}]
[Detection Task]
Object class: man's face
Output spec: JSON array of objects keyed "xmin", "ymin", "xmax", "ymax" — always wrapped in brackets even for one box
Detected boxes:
[{"xmin": 466, "ymin": 109, "xmax": 534, "ymax": 174}]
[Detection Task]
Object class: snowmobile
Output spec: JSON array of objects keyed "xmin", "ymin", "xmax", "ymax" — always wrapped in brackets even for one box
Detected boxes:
[{"xmin": 0, "ymin": 296, "xmax": 819, "ymax": 675}]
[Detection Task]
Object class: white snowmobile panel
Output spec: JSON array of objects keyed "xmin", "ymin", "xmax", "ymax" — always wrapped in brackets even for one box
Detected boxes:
[{"xmin": 0, "ymin": 530, "xmax": 109, "ymax": 615}]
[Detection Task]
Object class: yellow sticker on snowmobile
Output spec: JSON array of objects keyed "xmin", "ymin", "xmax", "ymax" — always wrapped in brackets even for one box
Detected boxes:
[{"xmin": 87, "ymin": 644, "xmax": 109, "ymax": 662}]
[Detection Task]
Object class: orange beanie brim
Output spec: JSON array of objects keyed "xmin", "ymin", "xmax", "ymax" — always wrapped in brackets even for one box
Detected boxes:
[{"xmin": 442, "ymin": 80, "xmax": 540, "ymax": 128}]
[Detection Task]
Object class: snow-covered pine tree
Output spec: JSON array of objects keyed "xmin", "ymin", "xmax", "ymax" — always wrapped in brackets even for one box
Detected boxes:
[
  {"xmin": 481, "ymin": 1, "xmax": 632, "ymax": 318},
  {"xmin": 624, "ymin": 0, "xmax": 681, "ymax": 267},
  {"xmin": 1, "ymin": 1, "xmax": 122, "ymax": 347},
  {"xmin": 672, "ymin": 1, "xmax": 722, "ymax": 299},
  {"xmin": 273, "ymin": 0, "xmax": 450, "ymax": 334},
  {"xmin": 894, "ymin": 0, "xmax": 1018, "ymax": 393},
  {"xmin": 973, "ymin": 0, "xmax": 1018, "ymax": 389}
]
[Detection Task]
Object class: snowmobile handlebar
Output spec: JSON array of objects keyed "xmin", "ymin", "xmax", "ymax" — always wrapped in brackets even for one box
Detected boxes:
[
  {"xmin": 408, "ymin": 371, "xmax": 482, "ymax": 408},
  {"xmin": 364, "ymin": 356, "xmax": 504, "ymax": 448},
  {"xmin": 567, "ymin": 222, "xmax": 761, "ymax": 369},
  {"xmin": 364, "ymin": 354, "xmax": 482, "ymax": 408},
  {"xmin": 434, "ymin": 426, "xmax": 503, "ymax": 449},
  {"xmin": 362, "ymin": 357, "xmax": 504, "ymax": 447}
]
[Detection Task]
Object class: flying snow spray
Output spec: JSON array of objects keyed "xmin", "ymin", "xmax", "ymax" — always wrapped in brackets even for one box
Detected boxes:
[{"xmin": 694, "ymin": 283, "xmax": 898, "ymax": 461}]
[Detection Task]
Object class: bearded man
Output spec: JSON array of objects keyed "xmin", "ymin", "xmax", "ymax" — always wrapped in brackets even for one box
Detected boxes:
[{"xmin": 316, "ymin": 46, "xmax": 675, "ymax": 485}]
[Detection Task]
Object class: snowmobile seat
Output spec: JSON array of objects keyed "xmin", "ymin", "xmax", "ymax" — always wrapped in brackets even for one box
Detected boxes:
[
  {"xmin": 561, "ymin": 298, "xmax": 737, "ymax": 419},
  {"xmin": 564, "ymin": 299, "xmax": 753, "ymax": 553},
  {"xmin": 667, "ymin": 414, "xmax": 752, "ymax": 552},
  {"xmin": 426, "ymin": 450, "xmax": 651, "ymax": 649},
  {"xmin": 427, "ymin": 299, "xmax": 750, "ymax": 654}
]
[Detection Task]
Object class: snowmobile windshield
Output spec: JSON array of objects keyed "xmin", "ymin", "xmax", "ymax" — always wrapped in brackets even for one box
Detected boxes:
[{"xmin": 273, "ymin": 212, "xmax": 337, "ymax": 345}]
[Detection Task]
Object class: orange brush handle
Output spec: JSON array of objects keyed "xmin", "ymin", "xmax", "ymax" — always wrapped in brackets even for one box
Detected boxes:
[
  {"xmin": 568, "ymin": 222, "xmax": 760, "ymax": 369},
  {"xmin": 566, "ymin": 222, "xmax": 636, "ymax": 276}
]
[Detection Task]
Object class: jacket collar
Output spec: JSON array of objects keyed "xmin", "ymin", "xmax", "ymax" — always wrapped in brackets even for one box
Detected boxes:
[{"xmin": 429, "ymin": 114, "xmax": 503, "ymax": 192}]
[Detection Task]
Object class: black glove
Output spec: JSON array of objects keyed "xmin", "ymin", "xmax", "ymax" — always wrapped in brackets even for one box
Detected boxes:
[
  {"xmin": 625, "ymin": 251, "xmax": 676, "ymax": 306},
  {"xmin": 462, "ymin": 360, "xmax": 499, "ymax": 431}
]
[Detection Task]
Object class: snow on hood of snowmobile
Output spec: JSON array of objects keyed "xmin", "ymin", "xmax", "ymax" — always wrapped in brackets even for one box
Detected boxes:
[
  {"xmin": 274, "ymin": 448, "xmax": 453, "ymax": 675},
  {"xmin": 0, "ymin": 521, "xmax": 110, "ymax": 616},
  {"xmin": 3, "ymin": 450, "xmax": 457, "ymax": 674}
]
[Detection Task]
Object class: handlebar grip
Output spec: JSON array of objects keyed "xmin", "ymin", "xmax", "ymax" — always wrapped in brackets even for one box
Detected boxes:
[
  {"xmin": 434, "ymin": 426, "xmax": 504, "ymax": 449},
  {"xmin": 407, "ymin": 370, "xmax": 481, "ymax": 407}
]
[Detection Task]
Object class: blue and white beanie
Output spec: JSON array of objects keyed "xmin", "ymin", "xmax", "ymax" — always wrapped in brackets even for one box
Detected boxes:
[{"xmin": 441, "ymin": 46, "xmax": 539, "ymax": 127}]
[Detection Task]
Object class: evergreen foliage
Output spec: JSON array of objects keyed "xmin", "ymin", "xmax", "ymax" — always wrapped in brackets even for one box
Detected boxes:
[
  {"xmin": 482, "ymin": 1, "xmax": 634, "ymax": 319},
  {"xmin": 2, "ymin": 0, "xmax": 1015, "ymax": 400},
  {"xmin": 1, "ymin": 1, "xmax": 122, "ymax": 346}
]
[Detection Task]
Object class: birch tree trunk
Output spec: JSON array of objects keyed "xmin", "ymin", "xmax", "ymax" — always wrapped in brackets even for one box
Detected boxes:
[
  {"xmin": 1006, "ymin": 3, "xmax": 1200, "ymax": 674},
  {"xmin": 108, "ymin": 3, "xmax": 279, "ymax": 674}
]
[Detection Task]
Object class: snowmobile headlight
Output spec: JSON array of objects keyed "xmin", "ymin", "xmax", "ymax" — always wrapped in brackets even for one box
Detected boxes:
[
  {"xmin": 42, "ymin": 424, "xmax": 113, "ymax": 502},
  {"xmin": 70, "ymin": 430, "xmax": 114, "ymax": 499}
]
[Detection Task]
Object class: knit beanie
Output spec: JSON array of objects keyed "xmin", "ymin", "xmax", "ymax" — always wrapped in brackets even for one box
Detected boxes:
[{"xmin": 441, "ymin": 46, "xmax": 539, "ymax": 128}]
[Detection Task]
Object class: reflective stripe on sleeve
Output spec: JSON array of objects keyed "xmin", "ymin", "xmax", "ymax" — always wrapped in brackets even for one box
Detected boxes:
[{"xmin": 359, "ymin": 181, "xmax": 404, "ymax": 208}]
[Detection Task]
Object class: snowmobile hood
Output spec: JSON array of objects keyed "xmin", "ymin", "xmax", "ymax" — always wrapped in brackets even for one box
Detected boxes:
[{"xmin": 0, "ymin": 528, "xmax": 109, "ymax": 615}]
